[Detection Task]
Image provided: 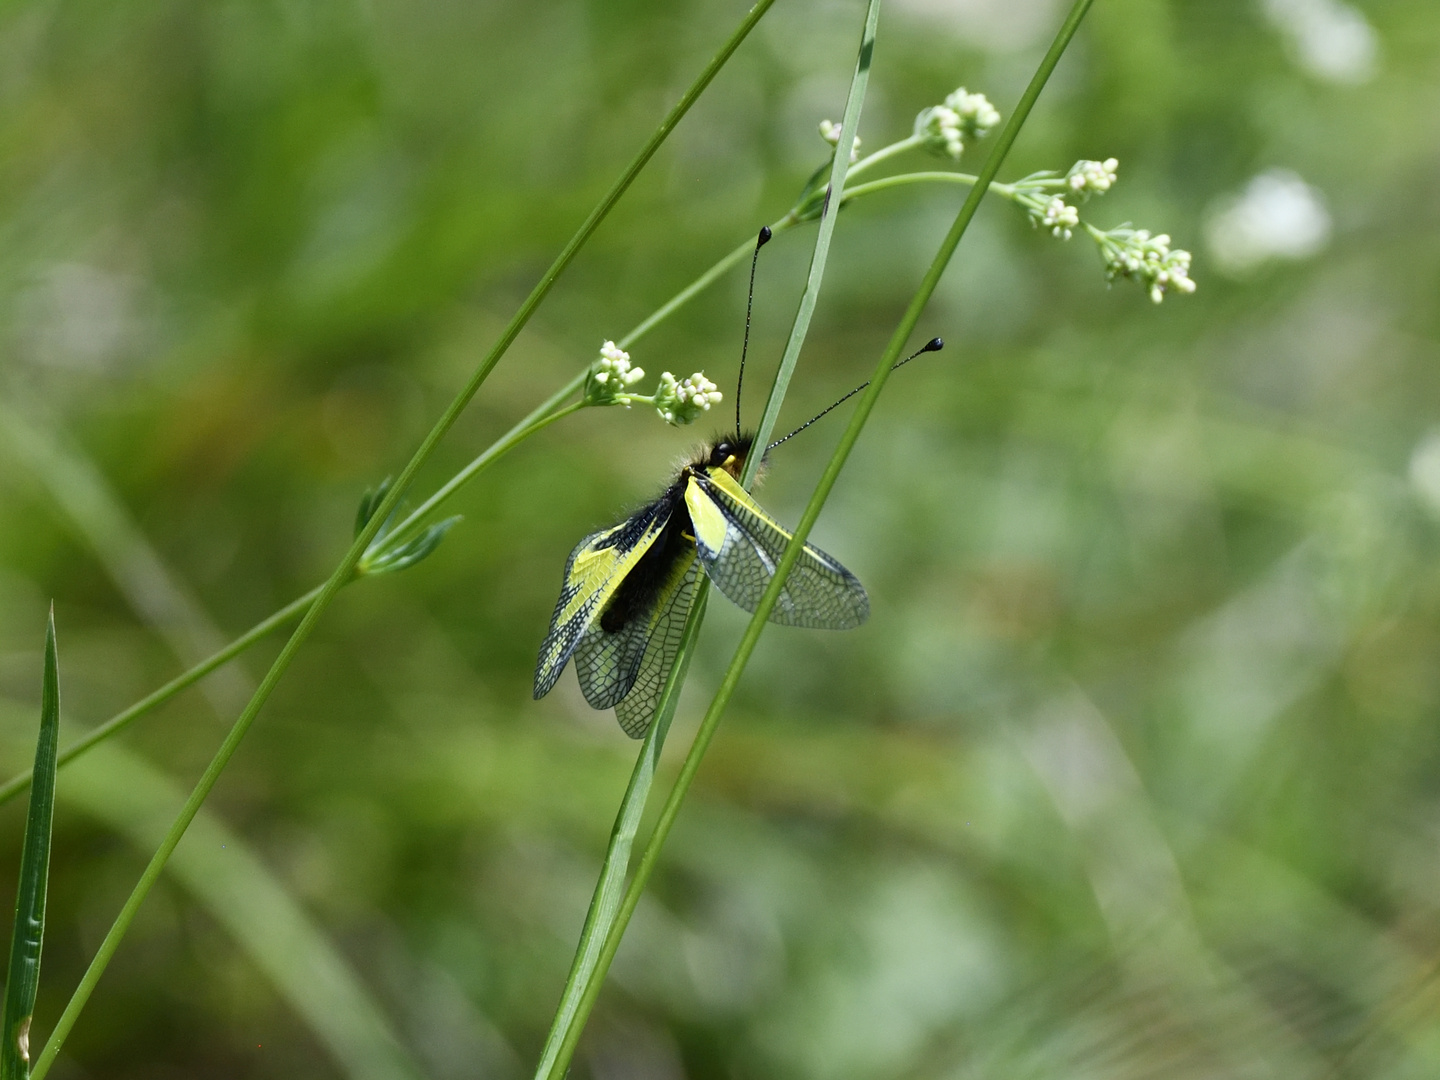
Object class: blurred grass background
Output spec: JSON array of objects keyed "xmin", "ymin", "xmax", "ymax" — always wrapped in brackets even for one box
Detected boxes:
[{"xmin": 1, "ymin": 0, "xmax": 1439, "ymax": 1076}]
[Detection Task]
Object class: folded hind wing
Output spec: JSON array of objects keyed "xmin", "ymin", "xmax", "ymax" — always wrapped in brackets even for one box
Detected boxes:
[{"xmin": 611, "ymin": 554, "xmax": 701, "ymax": 738}]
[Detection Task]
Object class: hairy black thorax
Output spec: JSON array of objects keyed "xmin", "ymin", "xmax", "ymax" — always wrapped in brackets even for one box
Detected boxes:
[{"xmin": 597, "ymin": 433, "xmax": 756, "ymax": 634}]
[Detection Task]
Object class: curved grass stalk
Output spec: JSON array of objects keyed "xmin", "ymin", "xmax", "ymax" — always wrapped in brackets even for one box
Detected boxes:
[
  {"xmin": 29, "ymin": 3, "xmax": 778, "ymax": 1073},
  {"xmin": 539, "ymin": 2, "xmax": 1096, "ymax": 1075}
]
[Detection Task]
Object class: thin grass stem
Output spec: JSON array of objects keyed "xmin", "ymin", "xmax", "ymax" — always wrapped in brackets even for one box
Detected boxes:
[
  {"xmin": 541, "ymin": 2, "xmax": 1095, "ymax": 1073},
  {"xmin": 534, "ymin": 2, "xmax": 883, "ymax": 1077},
  {"xmin": 743, "ymin": 0, "xmax": 880, "ymax": 478},
  {"xmin": 528, "ymin": 584, "xmax": 709, "ymax": 1080},
  {"xmin": 30, "ymin": 4, "xmax": 776, "ymax": 1072},
  {"xmin": 376, "ymin": 395, "xmax": 587, "ymax": 553}
]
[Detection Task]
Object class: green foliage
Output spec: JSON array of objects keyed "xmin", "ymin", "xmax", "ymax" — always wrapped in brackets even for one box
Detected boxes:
[
  {"xmin": 1, "ymin": 612, "xmax": 59, "ymax": 1080},
  {"xmin": 0, "ymin": 0, "xmax": 1436, "ymax": 1077},
  {"xmin": 355, "ymin": 478, "xmax": 461, "ymax": 576}
]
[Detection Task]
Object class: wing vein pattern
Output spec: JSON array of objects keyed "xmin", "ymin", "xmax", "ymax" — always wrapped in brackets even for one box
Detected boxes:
[
  {"xmin": 687, "ymin": 469, "xmax": 868, "ymax": 629},
  {"xmin": 532, "ymin": 499, "xmax": 672, "ymax": 700}
]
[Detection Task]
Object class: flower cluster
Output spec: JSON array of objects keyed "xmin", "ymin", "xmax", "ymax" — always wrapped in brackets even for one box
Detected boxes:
[
  {"xmin": 584, "ymin": 341, "xmax": 646, "ymax": 406},
  {"xmin": 1066, "ymin": 158, "xmax": 1119, "ymax": 198},
  {"xmin": 1039, "ymin": 195, "xmax": 1079, "ymax": 240},
  {"xmin": 652, "ymin": 371, "xmax": 723, "ymax": 426},
  {"xmin": 583, "ymin": 341, "xmax": 723, "ymax": 425},
  {"xmin": 1092, "ymin": 228, "xmax": 1197, "ymax": 304},
  {"xmin": 915, "ymin": 88, "xmax": 1001, "ymax": 160},
  {"xmin": 818, "ymin": 119, "xmax": 861, "ymax": 164}
]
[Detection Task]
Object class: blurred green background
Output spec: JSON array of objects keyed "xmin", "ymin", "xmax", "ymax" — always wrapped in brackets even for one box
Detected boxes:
[{"xmin": 1, "ymin": 0, "xmax": 1438, "ymax": 1076}]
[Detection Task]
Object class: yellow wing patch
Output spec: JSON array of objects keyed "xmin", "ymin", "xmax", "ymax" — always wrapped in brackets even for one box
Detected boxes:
[
  {"xmin": 687, "ymin": 468, "xmax": 868, "ymax": 629},
  {"xmin": 532, "ymin": 503, "xmax": 672, "ymax": 700},
  {"xmin": 684, "ymin": 475, "xmax": 730, "ymax": 553}
]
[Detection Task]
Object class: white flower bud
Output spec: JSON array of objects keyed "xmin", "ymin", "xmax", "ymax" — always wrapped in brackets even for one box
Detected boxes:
[
  {"xmin": 914, "ymin": 89, "xmax": 997, "ymax": 162},
  {"xmin": 943, "ymin": 88, "xmax": 1001, "ymax": 138},
  {"xmin": 1066, "ymin": 158, "xmax": 1119, "ymax": 196},
  {"xmin": 586, "ymin": 340, "xmax": 644, "ymax": 405},
  {"xmin": 1093, "ymin": 226, "xmax": 1197, "ymax": 304},
  {"xmin": 818, "ymin": 120, "xmax": 860, "ymax": 163},
  {"xmin": 651, "ymin": 370, "xmax": 721, "ymax": 426},
  {"xmin": 1040, "ymin": 196, "xmax": 1079, "ymax": 240}
]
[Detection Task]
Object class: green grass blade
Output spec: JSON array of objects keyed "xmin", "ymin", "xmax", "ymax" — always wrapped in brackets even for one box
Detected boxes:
[
  {"xmin": 2, "ymin": 609, "xmax": 61, "ymax": 1079},
  {"xmin": 742, "ymin": 0, "xmax": 879, "ymax": 477},
  {"xmin": 534, "ymin": 4, "xmax": 882, "ymax": 1077},
  {"xmin": 541, "ymin": 1, "xmax": 1097, "ymax": 1072},
  {"xmin": 529, "ymin": 585, "xmax": 709, "ymax": 1080},
  {"xmin": 29, "ymin": 4, "xmax": 775, "ymax": 1074}
]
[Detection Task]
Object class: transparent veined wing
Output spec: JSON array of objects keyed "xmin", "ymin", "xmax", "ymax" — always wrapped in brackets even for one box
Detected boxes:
[
  {"xmin": 532, "ymin": 499, "xmax": 672, "ymax": 699},
  {"xmin": 611, "ymin": 555, "xmax": 700, "ymax": 738},
  {"xmin": 684, "ymin": 468, "xmax": 868, "ymax": 629}
]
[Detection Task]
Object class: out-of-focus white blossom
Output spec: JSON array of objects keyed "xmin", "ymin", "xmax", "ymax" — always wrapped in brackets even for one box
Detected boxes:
[
  {"xmin": 915, "ymin": 87, "xmax": 1000, "ymax": 160},
  {"xmin": 1066, "ymin": 158, "xmax": 1119, "ymax": 197},
  {"xmin": 1204, "ymin": 169, "xmax": 1331, "ymax": 274}
]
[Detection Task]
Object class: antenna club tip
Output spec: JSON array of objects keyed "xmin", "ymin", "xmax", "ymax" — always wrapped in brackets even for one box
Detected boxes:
[
  {"xmin": 925, "ymin": 337, "xmax": 944, "ymax": 352},
  {"xmin": 757, "ymin": 225, "xmax": 772, "ymax": 247}
]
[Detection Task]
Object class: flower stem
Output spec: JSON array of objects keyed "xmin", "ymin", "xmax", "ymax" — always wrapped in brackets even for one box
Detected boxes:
[
  {"xmin": 375, "ymin": 394, "xmax": 587, "ymax": 553},
  {"xmin": 847, "ymin": 133, "xmax": 923, "ymax": 179}
]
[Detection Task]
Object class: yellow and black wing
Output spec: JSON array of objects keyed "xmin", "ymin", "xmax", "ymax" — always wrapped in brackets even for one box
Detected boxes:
[
  {"xmin": 532, "ymin": 500, "xmax": 672, "ymax": 700},
  {"xmin": 684, "ymin": 467, "xmax": 868, "ymax": 629},
  {"xmin": 575, "ymin": 552, "xmax": 701, "ymax": 738}
]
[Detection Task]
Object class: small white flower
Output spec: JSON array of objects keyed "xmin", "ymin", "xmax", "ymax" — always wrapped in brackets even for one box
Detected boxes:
[
  {"xmin": 917, "ymin": 105, "xmax": 965, "ymax": 159},
  {"xmin": 586, "ymin": 340, "xmax": 645, "ymax": 404},
  {"xmin": 1066, "ymin": 157, "xmax": 1119, "ymax": 197},
  {"xmin": 1040, "ymin": 196, "xmax": 1080, "ymax": 240},
  {"xmin": 653, "ymin": 370, "xmax": 722, "ymax": 426},
  {"xmin": 1094, "ymin": 227, "xmax": 1197, "ymax": 303},
  {"xmin": 818, "ymin": 119, "xmax": 861, "ymax": 163},
  {"xmin": 915, "ymin": 88, "xmax": 1000, "ymax": 161},
  {"xmin": 944, "ymin": 88, "xmax": 1001, "ymax": 136}
]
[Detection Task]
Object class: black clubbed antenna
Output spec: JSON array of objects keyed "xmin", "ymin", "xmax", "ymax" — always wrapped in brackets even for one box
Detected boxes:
[
  {"xmin": 735, "ymin": 225, "xmax": 772, "ymax": 440},
  {"xmin": 767, "ymin": 337, "xmax": 944, "ymax": 451}
]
